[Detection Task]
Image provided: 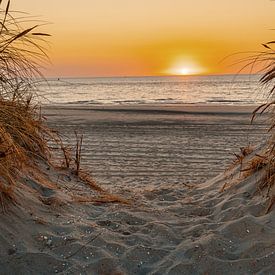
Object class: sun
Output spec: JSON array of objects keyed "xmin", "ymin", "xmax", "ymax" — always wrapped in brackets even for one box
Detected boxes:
[
  {"xmin": 178, "ymin": 67, "xmax": 192, "ymax": 75},
  {"xmin": 168, "ymin": 65, "xmax": 198, "ymax": 76},
  {"xmin": 164, "ymin": 56, "xmax": 205, "ymax": 76}
]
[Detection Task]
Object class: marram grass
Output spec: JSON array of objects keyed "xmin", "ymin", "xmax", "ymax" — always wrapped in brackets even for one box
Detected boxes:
[
  {"xmin": 0, "ymin": 1, "xmax": 118, "ymax": 207},
  {"xmin": 250, "ymin": 41, "xmax": 275, "ymax": 212},
  {"xmin": 224, "ymin": 41, "xmax": 275, "ymax": 213},
  {"xmin": 0, "ymin": 0, "xmax": 54, "ymax": 202}
]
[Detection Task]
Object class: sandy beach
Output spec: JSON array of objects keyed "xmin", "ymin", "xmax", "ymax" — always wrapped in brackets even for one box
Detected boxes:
[
  {"xmin": 1, "ymin": 0, "xmax": 275, "ymax": 273},
  {"xmin": 44, "ymin": 104, "xmax": 269, "ymax": 186},
  {"xmin": 1, "ymin": 104, "xmax": 274, "ymax": 274}
]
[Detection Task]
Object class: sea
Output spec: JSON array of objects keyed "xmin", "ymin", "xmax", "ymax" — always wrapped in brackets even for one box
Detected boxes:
[{"xmin": 39, "ymin": 74, "xmax": 266, "ymax": 106}]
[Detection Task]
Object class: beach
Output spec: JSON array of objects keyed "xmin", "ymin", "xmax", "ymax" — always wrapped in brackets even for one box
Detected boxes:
[
  {"xmin": 1, "ymin": 104, "xmax": 274, "ymax": 274},
  {"xmin": 1, "ymin": 0, "xmax": 275, "ymax": 273},
  {"xmin": 44, "ymin": 104, "xmax": 269, "ymax": 187}
]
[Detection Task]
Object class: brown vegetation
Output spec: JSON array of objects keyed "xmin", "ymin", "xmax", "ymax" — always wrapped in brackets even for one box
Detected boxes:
[
  {"xmin": 224, "ymin": 41, "xmax": 275, "ymax": 213},
  {"xmin": 249, "ymin": 41, "xmax": 275, "ymax": 212},
  {"xmin": 0, "ymin": 1, "xmax": 111, "ymax": 208},
  {"xmin": 0, "ymin": 0, "xmax": 53, "ymax": 203}
]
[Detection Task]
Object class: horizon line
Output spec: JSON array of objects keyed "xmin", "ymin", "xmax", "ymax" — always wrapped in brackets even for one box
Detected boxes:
[{"xmin": 44, "ymin": 72, "xmax": 262, "ymax": 79}]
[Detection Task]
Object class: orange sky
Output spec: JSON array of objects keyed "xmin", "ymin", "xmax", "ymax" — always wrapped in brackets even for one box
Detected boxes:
[{"xmin": 12, "ymin": 0, "xmax": 275, "ymax": 77}]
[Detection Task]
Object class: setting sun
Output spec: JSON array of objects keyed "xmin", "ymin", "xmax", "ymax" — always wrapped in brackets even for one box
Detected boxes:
[
  {"xmin": 165, "ymin": 57, "xmax": 205, "ymax": 76},
  {"xmin": 179, "ymin": 68, "xmax": 192, "ymax": 75}
]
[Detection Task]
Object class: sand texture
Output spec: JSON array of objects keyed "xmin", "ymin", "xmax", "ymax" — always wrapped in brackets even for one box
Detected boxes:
[
  {"xmin": 44, "ymin": 104, "xmax": 269, "ymax": 185},
  {"xmin": 0, "ymin": 104, "xmax": 274, "ymax": 274}
]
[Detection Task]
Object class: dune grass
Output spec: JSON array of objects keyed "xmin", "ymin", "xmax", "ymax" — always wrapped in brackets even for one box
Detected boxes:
[
  {"xmin": 0, "ymin": 1, "xmax": 126, "ymax": 208},
  {"xmin": 250, "ymin": 41, "xmax": 275, "ymax": 212},
  {"xmin": 0, "ymin": 0, "xmax": 55, "ymax": 202},
  {"xmin": 224, "ymin": 41, "xmax": 275, "ymax": 213}
]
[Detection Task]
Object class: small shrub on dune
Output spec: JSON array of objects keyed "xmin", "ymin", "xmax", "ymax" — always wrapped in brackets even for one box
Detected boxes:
[
  {"xmin": 251, "ymin": 41, "xmax": 275, "ymax": 212},
  {"xmin": 225, "ymin": 41, "xmax": 275, "ymax": 213},
  {"xmin": 0, "ymin": 1, "xmax": 109, "ymax": 208},
  {"xmin": 0, "ymin": 0, "xmax": 54, "ymax": 203}
]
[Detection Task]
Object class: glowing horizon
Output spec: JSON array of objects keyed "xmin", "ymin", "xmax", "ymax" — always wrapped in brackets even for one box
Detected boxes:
[{"xmin": 11, "ymin": 0, "xmax": 275, "ymax": 77}]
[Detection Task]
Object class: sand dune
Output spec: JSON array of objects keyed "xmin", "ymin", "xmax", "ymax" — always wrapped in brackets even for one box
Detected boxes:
[
  {"xmin": 0, "ymin": 104, "xmax": 274, "ymax": 274},
  {"xmin": 1, "ymin": 142, "xmax": 274, "ymax": 274}
]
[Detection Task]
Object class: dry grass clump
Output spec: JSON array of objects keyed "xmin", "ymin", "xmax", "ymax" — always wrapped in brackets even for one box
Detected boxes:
[
  {"xmin": 241, "ymin": 154, "xmax": 269, "ymax": 176},
  {"xmin": 0, "ymin": 0, "xmax": 54, "ymax": 203},
  {"xmin": 250, "ymin": 41, "xmax": 275, "ymax": 212},
  {"xmin": 0, "ymin": 1, "xmax": 124, "ymax": 209},
  {"xmin": 0, "ymin": 99, "xmax": 52, "ymax": 199},
  {"xmin": 231, "ymin": 145, "xmax": 275, "ymax": 213},
  {"xmin": 231, "ymin": 145, "xmax": 254, "ymax": 167},
  {"xmin": 224, "ymin": 41, "xmax": 275, "ymax": 213}
]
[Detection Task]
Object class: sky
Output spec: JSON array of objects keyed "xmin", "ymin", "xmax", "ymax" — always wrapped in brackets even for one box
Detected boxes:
[{"xmin": 11, "ymin": 0, "xmax": 275, "ymax": 77}]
